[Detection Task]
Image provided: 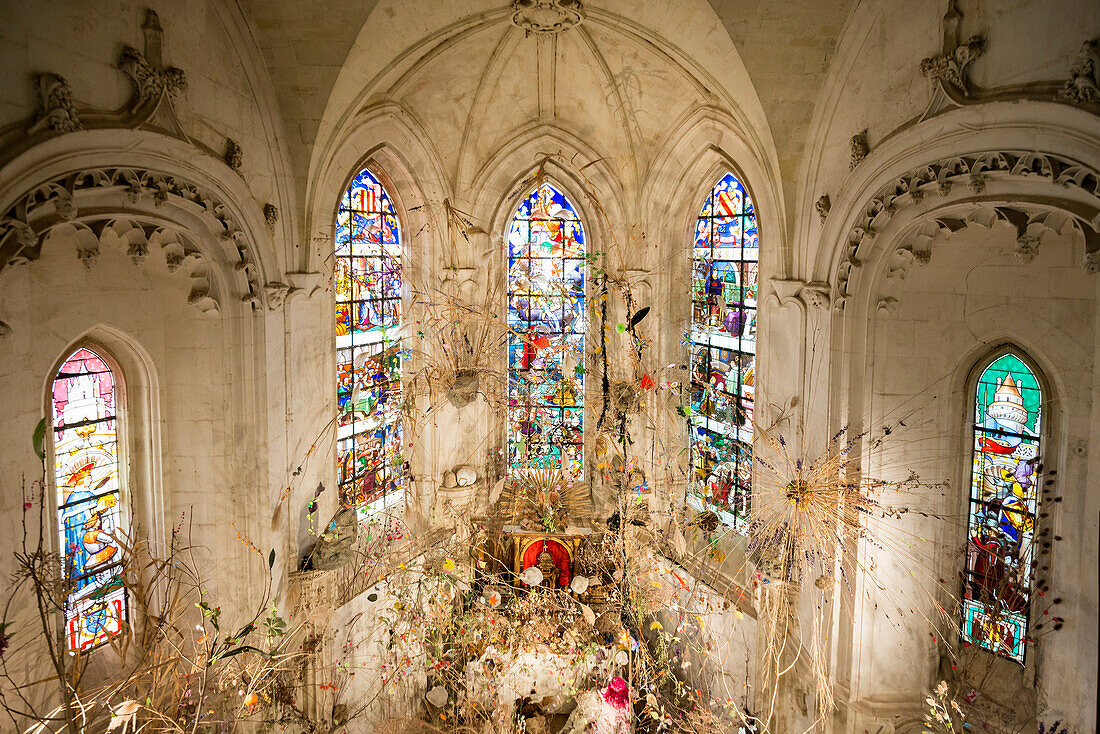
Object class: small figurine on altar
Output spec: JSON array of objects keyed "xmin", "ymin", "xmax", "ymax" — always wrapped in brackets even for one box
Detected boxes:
[
  {"xmin": 561, "ymin": 676, "xmax": 630, "ymax": 734},
  {"xmin": 537, "ymin": 548, "xmax": 560, "ymax": 588}
]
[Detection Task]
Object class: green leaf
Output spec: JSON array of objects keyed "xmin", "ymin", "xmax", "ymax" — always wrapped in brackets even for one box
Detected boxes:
[
  {"xmin": 32, "ymin": 418, "xmax": 47, "ymax": 460},
  {"xmin": 268, "ymin": 549, "xmax": 276, "ymax": 569}
]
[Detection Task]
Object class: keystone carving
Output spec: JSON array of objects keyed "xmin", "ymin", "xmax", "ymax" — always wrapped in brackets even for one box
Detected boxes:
[
  {"xmin": 29, "ymin": 73, "xmax": 82, "ymax": 135},
  {"xmin": 511, "ymin": 0, "xmax": 584, "ymax": 35}
]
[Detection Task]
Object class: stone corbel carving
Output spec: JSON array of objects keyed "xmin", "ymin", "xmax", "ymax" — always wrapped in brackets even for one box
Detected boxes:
[
  {"xmin": 224, "ymin": 139, "xmax": 243, "ymax": 172},
  {"xmin": 799, "ymin": 282, "xmax": 831, "ymax": 311},
  {"xmin": 1057, "ymin": 39, "xmax": 1099, "ymax": 106},
  {"xmin": 263, "ymin": 203, "xmax": 279, "ymax": 232},
  {"xmin": 876, "ymin": 296, "xmax": 899, "ymax": 315},
  {"xmin": 815, "ymin": 195, "xmax": 831, "ymax": 223},
  {"xmin": 849, "ymin": 130, "xmax": 869, "ymax": 170},
  {"xmin": 263, "ymin": 282, "xmax": 293, "ymax": 309},
  {"xmin": 29, "ymin": 73, "xmax": 82, "ymax": 135},
  {"xmin": 1081, "ymin": 249, "xmax": 1100, "ymax": 275},
  {"xmin": 0, "ymin": 320, "xmax": 11, "ymax": 338}
]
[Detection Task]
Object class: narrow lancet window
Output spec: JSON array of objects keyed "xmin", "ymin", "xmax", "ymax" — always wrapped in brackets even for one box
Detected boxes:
[
  {"xmin": 51, "ymin": 347, "xmax": 128, "ymax": 652},
  {"xmin": 963, "ymin": 352, "xmax": 1042, "ymax": 662},
  {"xmin": 506, "ymin": 182, "xmax": 586, "ymax": 479},
  {"xmin": 335, "ymin": 168, "xmax": 404, "ymax": 516},
  {"xmin": 689, "ymin": 172, "xmax": 758, "ymax": 528}
]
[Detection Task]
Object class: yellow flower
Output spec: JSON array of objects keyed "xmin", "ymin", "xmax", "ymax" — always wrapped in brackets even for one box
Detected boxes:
[
  {"xmin": 442, "ymin": 558, "xmax": 456, "ymax": 573},
  {"xmin": 649, "ymin": 621, "xmax": 663, "ymax": 630}
]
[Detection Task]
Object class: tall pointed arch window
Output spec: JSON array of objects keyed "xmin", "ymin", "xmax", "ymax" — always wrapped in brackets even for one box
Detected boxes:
[
  {"xmin": 963, "ymin": 351, "xmax": 1042, "ymax": 663},
  {"xmin": 335, "ymin": 168, "xmax": 403, "ymax": 516},
  {"xmin": 689, "ymin": 172, "xmax": 758, "ymax": 528},
  {"xmin": 51, "ymin": 347, "xmax": 128, "ymax": 652},
  {"xmin": 506, "ymin": 182, "xmax": 586, "ymax": 478}
]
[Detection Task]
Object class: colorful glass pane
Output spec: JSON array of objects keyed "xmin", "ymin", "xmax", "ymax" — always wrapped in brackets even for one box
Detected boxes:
[
  {"xmin": 51, "ymin": 347, "xmax": 127, "ymax": 652},
  {"xmin": 963, "ymin": 352, "xmax": 1041, "ymax": 663},
  {"xmin": 336, "ymin": 168, "xmax": 403, "ymax": 516},
  {"xmin": 507, "ymin": 182, "xmax": 585, "ymax": 478},
  {"xmin": 689, "ymin": 173, "xmax": 757, "ymax": 528}
]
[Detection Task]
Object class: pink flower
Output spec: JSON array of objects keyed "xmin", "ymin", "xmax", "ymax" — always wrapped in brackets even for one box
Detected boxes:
[{"xmin": 602, "ymin": 676, "xmax": 629, "ymax": 709}]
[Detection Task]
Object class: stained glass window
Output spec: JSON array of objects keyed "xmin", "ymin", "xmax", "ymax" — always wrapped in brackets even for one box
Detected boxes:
[
  {"xmin": 963, "ymin": 352, "xmax": 1041, "ymax": 663},
  {"xmin": 335, "ymin": 168, "xmax": 403, "ymax": 517},
  {"xmin": 507, "ymin": 182, "xmax": 586, "ymax": 479},
  {"xmin": 51, "ymin": 348, "xmax": 128, "ymax": 653},
  {"xmin": 689, "ymin": 172, "xmax": 758, "ymax": 528}
]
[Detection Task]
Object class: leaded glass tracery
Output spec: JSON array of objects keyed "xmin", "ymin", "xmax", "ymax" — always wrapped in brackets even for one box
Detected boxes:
[
  {"xmin": 51, "ymin": 347, "xmax": 128, "ymax": 653},
  {"xmin": 506, "ymin": 182, "xmax": 586, "ymax": 479},
  {"xmin": 963, "ymin": 352, "xmax": 1041, "ymax": 663},
  {"xmin": 335, "ymin": 168, "xmax": 403, "ymax": 516},
  {"xmin": 689, "ymin": 172, "xmax": 758, "ymax": 528}
]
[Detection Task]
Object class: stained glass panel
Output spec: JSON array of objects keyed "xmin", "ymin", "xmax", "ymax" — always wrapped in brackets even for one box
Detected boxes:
[
  {"xmin": 689, "ymin": 173, "xmax": 757, "ymax": 528},
  {"xmin": 963, "ymin": 352, "xmax": 1041, "ymax": 663},
  {"xmin": 51, "ymin": 347, "xmax": 127, "ymax": 653},
  {"xmin": 507, "ymin": 183, "xmax": 585, "ymax": 479},
  {"xmin": 336, "ymin": 168, "xmax": 403, "ymax": 517}
]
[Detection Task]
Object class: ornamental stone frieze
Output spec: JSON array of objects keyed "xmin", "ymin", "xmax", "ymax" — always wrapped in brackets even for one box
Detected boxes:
[
  {"xmin": 834, "ymin": 150, "xmax": 1100, "ymax": 302},
  {"xmin": 0, "ymin": 166, "xmax": 270, "ymax": 316}
]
